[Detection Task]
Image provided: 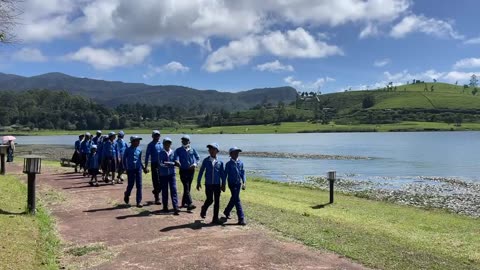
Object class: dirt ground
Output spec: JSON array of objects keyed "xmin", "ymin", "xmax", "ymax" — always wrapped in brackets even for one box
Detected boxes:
[{"xmin": 6, "ymin": 162, "xmax": 367, "ymax": 270}]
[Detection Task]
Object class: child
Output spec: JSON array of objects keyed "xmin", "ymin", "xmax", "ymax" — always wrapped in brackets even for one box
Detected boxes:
[
  {"xmin": 174, "ymin": 135, "xmax": 200, "ymax": 211},
  {"xmin": 103, "ymin": 132, "xmax": 118, "ymax": 184},
  {"xmin": 197, "ymin": 143, "xmax": 226, "ymax": 224},
  {"xmin": 123, "ymin": 136, "xmax": 146, "ymax": 208},
  {"xmin": 144, "ymin": 130, "xmax": 163, "ymax": 205},
  {"xmin": 116, "ymin": 131, "xmax": 127, "ymax": 183},
  {"xmin": 159, "ymin": 137, "xmax": 180, "ymax": 215},
  {"xmin": 72, "ymin": 134, "xmax": 84, "ymax": 173},
  {"xmin": 87, "ymin": 145, "xmax": 100, "ymax": 187},
  {"xmin": 223, "ymin": 147, "xmax": 247, "ymax": 226},
  {"xmin": 80, "ymin": 132, "xmax": 92, "ymax": 176}
]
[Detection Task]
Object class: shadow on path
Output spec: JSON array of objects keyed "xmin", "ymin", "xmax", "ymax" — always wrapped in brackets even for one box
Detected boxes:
[
  {"xmin": 0, "ymin": 209, "xmax": 26, "ymax": 215},
  {"xmin": 160, "ymin": 220, "xmax": 215, "ymax": 232},
  {"xmin": 311, "ymin": 203, "xmax": 332, "ymax": 209},
  {"xmin": 84, "ymin": 204, "xmax": 130, "ymax": 213}
]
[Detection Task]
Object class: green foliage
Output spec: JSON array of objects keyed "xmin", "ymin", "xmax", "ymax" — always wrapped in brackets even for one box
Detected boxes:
[{"xmin": 362, "ymin": 95, "xmax": 376, "ymax": 108}]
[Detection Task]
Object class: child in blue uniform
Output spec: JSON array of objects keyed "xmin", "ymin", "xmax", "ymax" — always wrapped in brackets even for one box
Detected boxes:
[
  {"xmin": 92, "ymin": 130, "xmax": 102, "ymax": 145},
  {"xmin": 80, "ymin": 132, "xmax": 92, "ymax": 176},
  {"xmin": 197, "ymin": 143, "xmax": 226, "ymax": 224},
  {"xmin": 72, "ymin": 134, "xmax": 84, "ymax": 173},
  {"xmin": 174, "ymin": 135, "xmax": 200, "ymax": 211},
  {"xmin": 123, "ymin": 136, "xmax": 146, "ymax": 208},
  {"xmin": 145, "ymin": 130, "xmax": 163, "ymax": 204},
  {"xmin": 116, "ymin": 131, "xmax": 127, "ymax": 183},
  {"xmin": 87, "ymin": 145, "xmax": 101, "ymax": 187},
  {"xmin": 159, "ymin": 137, "xmax": 180, "ymax": 215},
  {"xmin": 103, "ymin": 132, "xmax": 118, "ymax": 184},
  {"xmin": 223, "ymin": 147, "xmax": 247, "ymax": 226}
]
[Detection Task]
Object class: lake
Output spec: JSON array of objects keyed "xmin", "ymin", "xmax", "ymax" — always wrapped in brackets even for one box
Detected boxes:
[{"xmin": 14, "ymin": 132, "xmax": 480, "ymax": 184}]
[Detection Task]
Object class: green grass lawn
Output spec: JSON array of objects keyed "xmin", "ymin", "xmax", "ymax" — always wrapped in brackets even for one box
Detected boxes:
[
  {"xmin": 190, "ymin": 178, "xmax": 480, "ymax": 270},
  {"xmin": 0, "ymin": 174, "xmax": 59, "ymax": 270}
]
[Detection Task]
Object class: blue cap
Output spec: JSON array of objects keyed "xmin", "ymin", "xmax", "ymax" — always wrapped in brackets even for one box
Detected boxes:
[
  {"xmin": 229, "ymin": 147, "xmax": 242, "ymax": 153},
  {"xmin": 118, "ymin": 131, "xmax": 125, "ymax": 137},
  {"xmin": 152, "ymin": 130, "xmax": 161, "ymax": 136},
  {"xmin": 163, "ymin": 137, "xmax": 172, "ymax": 143},
  {"xmin": 85, "ymin": 132, "xmax": 91, "ymax": 136},
  {"xmin": 108, "ymin": 131, "xmax": 116, "ymax": 137},
  {"xmin": 91, "ymin": 145, "xmax": 98, "ymax": 149},
  {"xmin": 130, "ymin": 136, "xmax": 143, "ymax": 142},
  {"xmin": 207, "ymin": 143, "xmax": 219, "ymax": 150},
  {"xmin": 96, "ymin": 130, "xmax": 102, "ymax": 134},
  {"xmin": 181, "ymin": 135, "xmax": 191, "ymax": 141}
]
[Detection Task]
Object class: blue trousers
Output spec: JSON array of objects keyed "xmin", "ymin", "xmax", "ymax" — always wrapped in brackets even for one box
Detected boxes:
[
  {"xmin": 151, "ymin": 163, "xmax": 162, "ymax": 200},
  {"xmin": 160, "ymin": 174, "xmax": 178, "ymax": 209},
  {"xmin": 224, "ymin": 184, "xmax": 244, "ymax": 220},
  {"xmin": 125, "ymin": 169, "xmax": 142, "ymax": 204}
]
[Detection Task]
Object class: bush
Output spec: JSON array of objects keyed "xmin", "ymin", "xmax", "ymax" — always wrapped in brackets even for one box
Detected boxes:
[{"xmin": 362, "ymin": 95, "xmax": 376, "ymax": 109}]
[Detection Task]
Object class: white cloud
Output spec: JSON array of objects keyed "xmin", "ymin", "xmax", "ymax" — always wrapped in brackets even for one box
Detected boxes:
[
  {"xmin": 464, "ymin": 37, "xmax": 480, "ymax": 45},
  {"xmin": 453, "ymin": 58, "xmax": 480, "ymax": 70},
  {"xmin": 66, "ymin": 44, "xmax": 151, "ymax": 70},
  {"xmin": 390, "ymin": 15, "xmax": 463, "ymax": 39},
  {"xmin": 383, "ymin": 69, "xmax": 445, "ymax": 83},
  {"xmin": 204, "ymin": 28, "xmax": 342, "ymax": 72},
  {"xmin": 374, "ymin": 58, "xmax": 391, "ymax": 67},
  {"xmin": 255, "ymin": 60, "xmax": 294, "ymax": 72},
  {"xmin": 284, "ymin": 75, "xmax": 335, "ymax": 90},
  {"xmin": 359, "ymin": 23, "xmax": 379, "ymax": 39},
  {"xmin": 13, "ymin": 48, "xmax": 47, "ymax": 62},
  {"xmin": 443, "ymin": 71, "xmax": 480, "ymax": 82},
  {"xmin": 143, "ymin": 61, "xmax": 190, "ymax": 78}
]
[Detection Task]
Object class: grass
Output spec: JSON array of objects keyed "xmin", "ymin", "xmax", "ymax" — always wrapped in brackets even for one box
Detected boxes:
[
  {"xmin": 0, "ymin": 174, "xmax": 60, "ymax": 270},
  {"xmin": 190, "ymin": 177, "xmax": 480, "ymax": 270}
]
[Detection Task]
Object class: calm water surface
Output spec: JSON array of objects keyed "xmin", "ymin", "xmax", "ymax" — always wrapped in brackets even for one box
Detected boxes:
[{"xmin": 15, "ymin": 132, "xmax": 480, "ymax": 184}]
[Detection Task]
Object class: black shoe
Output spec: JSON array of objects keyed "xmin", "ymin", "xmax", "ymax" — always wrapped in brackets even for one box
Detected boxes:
[
  {"xmin": 161, "ymin": 208, "xmax": 169, "ymax": 213},
  {"xmin": 223, "ymin": 213, "xmax": 231, "ymax": 219},
  {"xmin": 238, "ymin": 219, "xmax": 247, "ymax": 226},
  {"xmin": 124, "ymin": 195, "xmax": 130, "ymax": 205},
  {"xmin": 154, "ymin": 200, "xmax": 162, "ymax": 205},
  {"xmin": 173, "ymin": 209, "xmax": 180, "ymax": 215},
  {"xmin": 89, "ymin": 181, "xmax": 94, "ymax": 186},
  {"xmin": 211, "ymin": 219, "xmax": 222, "ymax": 225},
  {"xmin": 136, "ymin": 204, "xmax": 143, "ymax": 208},
  {"xmin": 187, "ymin": 205, "xmax": 197, "ymax": 211},
  {"xmin": 94, "ymin": 182, "xmax": 99, "ymax": 187}
]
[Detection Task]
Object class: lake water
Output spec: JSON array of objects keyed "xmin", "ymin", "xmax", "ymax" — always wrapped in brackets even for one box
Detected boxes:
[{"xmin": 14, "ymin": 132, "xmax": 480, "ymax": 184}]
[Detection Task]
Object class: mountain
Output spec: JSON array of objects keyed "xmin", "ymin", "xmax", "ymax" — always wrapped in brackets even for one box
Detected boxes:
[{"xmin": 0, "ymin": 72, "xmax": 297, "ymax": 111}]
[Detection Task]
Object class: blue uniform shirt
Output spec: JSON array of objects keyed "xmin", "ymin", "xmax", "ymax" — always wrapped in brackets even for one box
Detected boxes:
[
  {"xmin": 145, "ymin": 141, "xmax": 163, "ymax": 166},
  {"xmin": 87, "ymin": 152, "xmax": 100, "ymax": 169},
  {"xmin": 123, "ymin": 146, "xmax": 143, "ymax": 170},
  {"xmin": 197, "ymin": 156, "xmax": 226, "ymax": 186},
  {"xmin": 158, "ymin": 149, "xmax": 177, "ymax": 176},
  {"xmin": 116, "ymin": 139, "xmax": 128, "ymax": 159},
  {"xmin": 225, "ymin": 159, "xmax": 246, "ymax": 186},
  {"xmin": 92, "ymin": 136, "xmax": 101, "ymax": 145},
  {"xmin": 102, "ymin": 140, "xmax": 117, "ymax": 158},
  {"xmin": 174, "ymin": 146, "xmax": 200, "ymax": 170},
  {"xmin": 74, "ymin": 140, "xmax": 81, "ymax": 151},
  {"xmin": 80, "ymin": 140, "xmax": 91, "ymax": 154}
]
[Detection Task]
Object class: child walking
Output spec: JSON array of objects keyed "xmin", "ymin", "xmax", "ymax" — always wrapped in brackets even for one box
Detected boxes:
[
  {"xmin": 197, "ymin": 143, "xmax": 226, "ymax": 224},
  {"xmin": 223, "ymin": 147, "xmax": 247, "ymax": 225},
  {"xmin": 123, "ymin": 136, "xmax": 146, "ymax": 208},
  {"xmin": 174, "ymin": 135, "xmax": 200, "ymax": 211},
  {"xmin": 159, "ymin": 137, "xmax": 180, "ymax": 215},
  {"xmin": 87, "ymin": 145, "xmax": 100, "ymax": 187}
]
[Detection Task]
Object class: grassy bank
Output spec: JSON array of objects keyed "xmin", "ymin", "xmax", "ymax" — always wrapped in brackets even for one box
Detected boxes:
[
  {"xmin": 191, "ymin": 177, "xmax": 479, "ymax": 270},
  {"xmin": 0, "ymin": 174, "xmax": 60, "ymax": 270},
  {"xmin": 7, "ymin": 121, "xmax": 480, "ymax": 136}
]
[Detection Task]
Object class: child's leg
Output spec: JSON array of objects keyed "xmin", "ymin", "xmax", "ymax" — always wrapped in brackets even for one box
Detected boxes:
[
  {"xmin": 212, "ymin": 185, "xmax": 221, "ymax": 221},
  {"xmin": 151, "ymin": 163, "xmax": 160, "ymax": 202},
  {"xmin": 124, "ymin": 170, "xmax": 135, "ymax": 204},
  {"xmin": 169, "ymin": 175, "xmax": 179, "ymax": 210},
  {"xmin": 224, "ymin": 187, "xmax": 236, "ymax": 217},
  {"xmin": 235, "ymin": 189, "xmax": 244, "ymax": 221},
  {"xmin": 161, "ymin": 176, "xmax": 169, "ymax": 209},
  {"xmin": 185, "ymin": 170, "xmax": 194, "ymax": 207},
  {"xmin": 179, "ymin": 170, "xmax": 187, "ymax": 207},
  {"xmin": 135, "ymin": 169, "xmax": 142, "ymax": 205},
  {"xmin": 201, "ymin": 185, "xmax": 214, "ymax": 216}
]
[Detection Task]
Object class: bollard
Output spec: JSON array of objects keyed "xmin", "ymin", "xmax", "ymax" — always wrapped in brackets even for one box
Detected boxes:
[
  {"xmin": 327, "ymin": 171, "xmax": 336, "ymax": 204},
  {"xmin": 0, "ymin": 145, "xmax": 8, "ymax": 175},
  {"xmin": 22, "ymin": 155, "xmax": 43, "ymax": 214}
]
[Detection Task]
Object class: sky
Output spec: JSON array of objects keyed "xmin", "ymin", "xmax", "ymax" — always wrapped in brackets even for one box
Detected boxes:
[{"xmin": 1, "ymin": 0, "xmax": 480, "ymax": 93}]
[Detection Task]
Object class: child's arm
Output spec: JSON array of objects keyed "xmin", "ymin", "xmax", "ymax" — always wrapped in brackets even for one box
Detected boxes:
[
  {"xmin": 193, "ymin": 149, "xmax": 200, "ymax": 165},
  {"xmin": 196, "ymin": 160, "xmax": 206, "ymax": 190},
  {"xmin": 220, "ymin": 162, "xmax": 226, "ymax": 192},
  {"xmin": 241, "ymin": 162, "xmax": 246, "ymax": 190},
  {"xmin": 144, "ymin": 144, "xmax": 151, "ymax": 168}
]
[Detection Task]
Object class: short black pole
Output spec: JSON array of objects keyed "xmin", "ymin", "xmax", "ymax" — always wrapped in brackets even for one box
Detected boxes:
[
  {"xmin": 328, "ymin": 171, "xmax": 336, "ymax": 204},
  {"xmin": 0, "ymin": 154, "xmax": 5, "ymax": 175},
  {"xmin": 27, "ymin": 173, "xmax": 36, "ymax": 214}
]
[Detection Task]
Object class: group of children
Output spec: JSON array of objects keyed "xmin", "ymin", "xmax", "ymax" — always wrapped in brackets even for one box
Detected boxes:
[{"xmin": 73, "ymin": 130, "xmax": 247, "ymax": 225}]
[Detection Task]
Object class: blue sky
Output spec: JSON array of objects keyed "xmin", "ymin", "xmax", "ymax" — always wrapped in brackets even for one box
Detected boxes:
[{"xmin": 1, "ymin": 0, "xmax": 479, "ymax": 93}]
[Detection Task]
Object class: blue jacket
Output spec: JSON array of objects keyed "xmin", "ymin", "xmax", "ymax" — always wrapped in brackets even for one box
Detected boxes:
[
  {"xmin": 97, "ymin": 140, "xmax": 104, "ymax": 160},
  {"xmin": 158, "ymin": 149, "xmax": 177, "ymax": 176},
  {"xmin": 80, "ymin": 140, "xmax": 91, "ymax": 154},
  {"xmin": 102, "ymin": 140, "xmax": 117, "ymax": 159},
  {"xmin": 225, "ymin": 159, "xmax": 246, "ymax": 186},
  {"xmin": 116, "ymin": 139, "xmax": 128, "ymax": 159},
  {"xmin": 123, "ymin": 146, "xmax": 144, "ymax": 171},
  {"xmin": 174, "ymin": 146, "xmax": 200, "ymax": 170},
  {"xmin": 145, "ymin": 141, "xmax": 163, "ymax": 166},
  {"xmin": 74, "ymin": 140, "xmax": 81, "ymax": 151},
  {"xmin": 87, "ymin": 152, "xmax": 100, "ymax": 169},
  {"xmin": 92, "ymin": 136, "xmax": 101, "ymax": 145},
  {"xmin": 197, "ymin": 156, "xmax": 226, "ymax": 186}
]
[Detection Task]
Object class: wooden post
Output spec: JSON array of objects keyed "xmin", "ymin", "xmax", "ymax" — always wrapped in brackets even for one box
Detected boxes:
[
  {"xmin": 27, "ymin": 173, "xmax": 36, "ymax": 214},
  {"xmin": 328, "ymin": 171, "xmax": 336, "ymax": 204},
  {"xmin": 0, "ymin": 154, "xmax": 5, "ymax": 175}
]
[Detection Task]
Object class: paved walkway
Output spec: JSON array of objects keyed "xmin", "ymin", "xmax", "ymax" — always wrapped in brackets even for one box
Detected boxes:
[{"xmin": 10, "ymin": 163, "xmax": 366, "ymax": 270}]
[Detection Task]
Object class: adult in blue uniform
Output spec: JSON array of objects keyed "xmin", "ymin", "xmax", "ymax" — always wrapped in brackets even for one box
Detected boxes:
[
  {"xmin": 174, "ymin": 135, "xmax": 200, "ymax": 210},
  {"xmin": 116, "ymin": 131, "xmax": 128, "ymax": 183},
  {"xmin": 197, "ymin": 143, "xmax": 226, "ymax": 224},
  {"xmin": 102, "ymin": 132, "xmax": 118, "ymax": 184},
  {"xmin": 80, "ymin": 132, "xmax": 92, "ymax": 176},
  {"xmin": 145, "ymin": 130, "xmax": 163, "ymax": 204},
  {"xmin": 223, "ymin": 147, "xmax": 247, "ymax": 226},
  {"xmin": 92, "ymin": 130, "xmax": 102, "ymax": 145},
  {"xmin": 123, "ymin": 136, "xmax": 145, "ymax": 208},
  {"xmin": 158, "ymin": 137, "xmax": 180, "ymax": 215}
]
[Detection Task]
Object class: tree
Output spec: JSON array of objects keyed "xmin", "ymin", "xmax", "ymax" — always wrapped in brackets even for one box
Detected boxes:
[
  {"xmin": 469, "ymin": 74, "xmax": 478, "ymax": 88},
  {"xmin": 433, "ymin": 79, "xmax": 437, "ymax": 83},
  {"xmin": 424, "ymin": 84, "xmax": 428, "ymax": 92},
  {"xmin": 473, "ymin": 88, "xmax": 478, "ymax": 96},
  {"xmin": 0, "ymin": 0, "xmax": 21, "ymax": 43},
  {"xmin": 362, "ymin": 95, "xmax": 376, "ymax": 109},
  {"xmin": 431, "ymin": 85, "xmax": 434, "ymax": 92}
]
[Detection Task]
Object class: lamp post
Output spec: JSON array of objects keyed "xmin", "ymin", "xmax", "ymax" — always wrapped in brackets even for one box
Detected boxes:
[
  {"xmin": 0, "ymin": 145, "xmax": 8, "ymax": 175},
  {"xmin": 327, "ymin": 171, "xmax": 336, "ymax": 204},
  {"xmin": 22, "ymin": 155, "xmax": 43, "ymax": 214}
]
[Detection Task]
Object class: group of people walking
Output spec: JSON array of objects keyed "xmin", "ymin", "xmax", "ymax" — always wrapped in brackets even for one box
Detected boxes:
[{"xmin": 73, "ymin": 130, "xmax": 246, "ymax": 225}]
